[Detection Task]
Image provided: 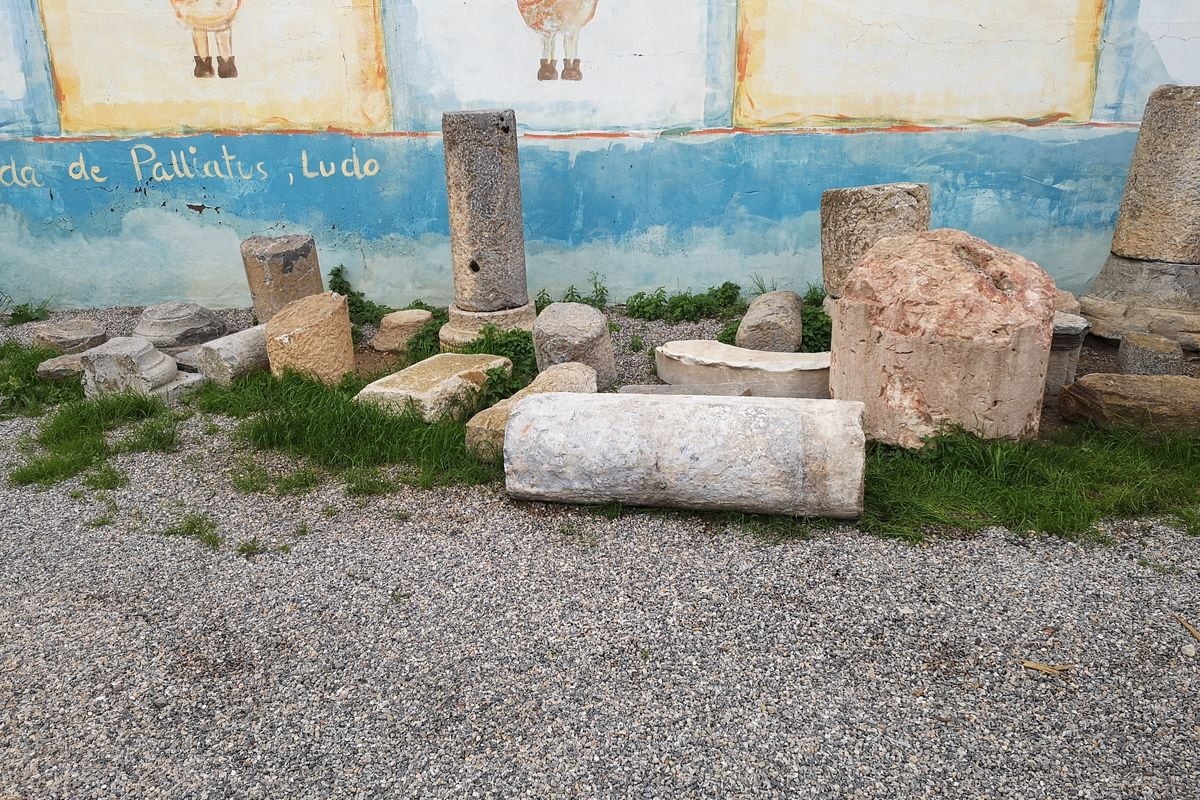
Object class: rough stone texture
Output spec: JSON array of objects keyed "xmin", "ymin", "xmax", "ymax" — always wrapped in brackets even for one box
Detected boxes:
[
  {"xmin": 1081, "ymin": 254, "xmax": 1200, "ymax": 350},
  {"xmin": 655, "ymin": 340, "xmax": 830, "ymax": 399},
  {"xmin": 439, "ymin": 301, "xmax": 537, "ymax": 350},
  {"xmin": 1117, "ymin": 331, "xmax": 1185, "ymax": 376},
  {"xmin": 265, "ymin": 292, "xmax": 355, "ymax": 385},
  {"xmin": 820, "ymin": 182, "xmax": 932, "ymax": 298},
  {"xmin": 154, "ymin": 372, "xmax": 208, "ymax": 405},
  {"xmin": 830, "ymin": 229, "xmax": 1056, "ymax": 449},
  {"xmin": 197, "ymin": 325, "xmax": 269, "ymax": 386},
  {"xmin": 505, "ymin": 394, "xmax": 866, "ymax": 518},
  {"xmin": 466, "ymin": 362, "xmax": 597, "ymax": 457},
  {"xmin": 172, "ymin": 345, "xmax": 205, "ymax": 372},
  {"xmin": 355, "ymin": 353, "xmax": 512, "ymax": 423},
  {"xmin": 240, "ymin": 234, "xmax": 325, "ymax": 323},
  {"xmin": 80, "ymin": 337, "xmax": 179, "ymax": 397},
  {"xmin": 443, "ymin": 110, "xmax": 530, "ymax": 313},
  {"xmin": 370, "ymin": 309, "xmax": 433, "ymax": 352},
  {"xmin": 735, "ymin": 291, "xmax": 804, "ymax": 352},
  {"xmin": 1054, "ymin": 289, "xmax": 1082, "ymax": 315},
  {"xmin": 1111, "ymin": 85, "xmax": 1200, "ymax": 264},
  {"xmin": 617, "ymin": 383, "xmax": 755, "ymax": 396},
  {"xmin": 1060, "ymin": 373, "xmax": 1200, "ymax": 431},
  {"xmin": 29, "ymin": 318, "xmax": 106, "ymax": 354},
  {"xmin": 1045, "ymin": 313, "xmax": 1089, "ymax": 398},
  {"xmin": 35, "ymin": 353, "xmax": 84, "ymax": 381},
  {"xmin": 131, "ymin": 302, "xmax": 227, "ymax": 352},
  {"xmin": 533, "ymin": 303, "xmax": 617, "ymax": 389}
]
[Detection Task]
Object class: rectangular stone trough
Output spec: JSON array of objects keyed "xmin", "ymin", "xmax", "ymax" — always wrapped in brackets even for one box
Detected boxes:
[
  {"xmin": 654, "ymin": 340, "xmax": 831, "ymax": 398},
  {"xmin": 504, "ymin": 393, "xmax": 865, "ymax": 518}
]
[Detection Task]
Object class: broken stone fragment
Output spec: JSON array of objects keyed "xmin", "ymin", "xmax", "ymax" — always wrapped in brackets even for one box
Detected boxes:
[
  {"xmin": 829, "ymin": 229, "xmax": 1056, "ymax": 448},
  {"xmin": 241, "ymin": 234, "xmax": 325, "ymax": 323},
  {"xmin": 36, "ymin": 353, "xmax": 85, "ymax": 382},
  {"xmin": 266, "ymin": 292, "xmax": 355, "ymax": 385},
  {"xmin": 465, "ymin": 362, "xmax": 597, "ymax": 458},
  {"xmin": 1045, "ymin": 312, "xmax": 1089, "ymax": 398},
  {"xmin": 820, "ymin": 182, "xmax": 931, "ymax": 298},
  {"xmin": 504, "ymin": 394, "xmax": 867, "ymax": 518},
  {"xmin": 197, "ymin": 325, "xmax": 269, "ymax": 386},
  {"xmin": 735, "ymin": 290, "xmax": 804, "ymax": 352},
  {"xmin": 354, "ymin": 353, "xmax": 512, "ymax": 423},
  {"xmin": 132, "ymin": 301, "xmax": 227, "ymax": 352},
  {"xmin": 80, "ymin": 336, "xmax": 179, "ymax": 397},
  {"xmin": 1117, "ymin": 331, "xmax": 1185, "ymax": 376},
  {"xmin": 533, "ymin": 302, "xmax": 617, "ymax": 389},
  {"xmin": 655, "ymin": 340, "xmax": 830, "ymax": 398},
  {"xmin": 29, "ymin": 318, "xmax": 107, "ymax": 354},
  {"xmin": 1060, "ymin": 374, "xmax": 1200, "ymax": 431},
  {"xmin": 371, "ymin": 309, "xmax": 434, "ymax": 352}
]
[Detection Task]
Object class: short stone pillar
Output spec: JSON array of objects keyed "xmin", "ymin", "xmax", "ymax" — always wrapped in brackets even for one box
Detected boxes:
[
  {"xmin": 265, "ymin": 292, "xmax": 356, "ymax": 385},
  {"xmin": 830, "ymin": 229, "xmax": 1056, "ymax": 449},
  {"xmin": 197, "ymin": 325, "xmax": 269, "ymax": 386},
  {"xmin": 1081, "ymin": 85, "xmax": 1200, "ymax": 351},
  {"xmin": 241, "ymin": 234, "xmax": 325, "ymax": 324},
  {"xmin": 439, "ymin": 109, "xmax": 535, "ymax": 348},
  {"xmin": 1045, "ymin": 312, "xmax": 1089, "ymax": 398},
  {"xmin": 371, "ymin": 309, "xmax": 434, "ymax": 352},
  {"xmin": 504, "ymin": 394, "xmax": 866, "ymax": 518},
  {"xmin": 1117, "ymin": 331, "xmax": 1185, "ymax": 376},
  {"xmin": 820, "ymin": 182, "xmax": 931, "ymax": 298},
  {"xmin": 533, "ymin": 302, "xmax": 617, "ymax": 389}
]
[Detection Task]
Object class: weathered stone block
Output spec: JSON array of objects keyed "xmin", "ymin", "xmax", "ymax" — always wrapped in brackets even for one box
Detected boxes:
[
  {"xmin": 241, "ymin": 234, "xmax": 325, "ymax": 323},
  {"xmin": 1045, "ymin": 312, "xmax": 1089, "ymax": 398},
  {"xmin": 1081, "ymin": 253, "xmax": 1200, "ymax": 350},
  {"xmin": 438, "ymin": 301, "xmax": 537, "ymax": 350},
  {"xmin": 1117, "ymin": 331, "xmax": 1185, "ymax": 376},
  {"xmin": 132, "ymin": 301, "xmax": 227, "ymax": 352},
  {"xmin": 36, "ymin": 353, "xmax": 85, "ymax": 382},
  {"xmin": 81, "ymin": 337, "xmax": 179, "ymax": 397},
  {"xmin": 443, "ymin": 110, "xmax": 530, "ymax": 312},
  {"xmin": 355, "ymin": 353, "xmax": 512, "ymax": 422},
  {"xmin": 1060, "ymin": 374, "xmax": 1200, "ymax": 431},
  {"xmin": 533, "ymin": 302, "xmax": 617, "ymax": 389},
  {"xmin": 1111, "ymin": 85, "xmax": 1200, "ymax": 264},
  {"xmin": 466, "ymin": 362, "xmax": 597, "ymax": 457},
  {"xmin": 504, "ymin": 394, "xmax": 867, "ymax": 518},
  {"xmin": 29, "ymin": 318, "xmax": 106, "ymax": 354},
  {"xmin": 655, "ymin": 340, "xmax": 830, "ymax": 398},
  {"xmin": 830, "ymin": 229, "xmax": 1056, "ymax": 448},
  {"xmin": 371, "ymin": 309, "xmax": 434, "ymax": 352},
  {"xmin": 820, "ymin": 182, "xmax": 931, "ymax": 298},
  {"xmin": 197, "ymin": 325, "xmax": 269, "ymax": 386},
  {"xmin": 735, "ymin": 290, "xmax": 804, "ymax": 352},
  {"xmin": 266, "ymin": 292, "xmax": 355, "ymax": 385}
]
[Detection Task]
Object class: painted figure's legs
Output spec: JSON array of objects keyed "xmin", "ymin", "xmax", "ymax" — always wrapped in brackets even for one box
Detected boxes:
[
  {"xmin": 561, "ymin": 30, "xmax": 582, "ymax": 80},
  {"xmin": 192, "ymin": 30, "xmax": 214, "ymax": 77},
  {"xmin": 537, "ymin": 33, "xmax": 558, "ymax": 81},
  {"xmin": 215, "ymin": 27, "xmax": 237, "ymax": 78}
]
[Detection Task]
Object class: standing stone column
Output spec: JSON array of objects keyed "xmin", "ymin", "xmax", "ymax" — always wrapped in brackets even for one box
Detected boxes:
[
  {"xmin": 439, "ymin": 109, "xmax": 536, "ymax": 349},
  {"xmin": 1081, "ymin": 85, "xmax": 1200, "ymax": 351},
  {"xmin": 820, "ymin": 183, "xmax": 931, "ymax": 298},
  {"xmin": 241, "ymin": 234, "xmax": 325, "ymax": 323}
]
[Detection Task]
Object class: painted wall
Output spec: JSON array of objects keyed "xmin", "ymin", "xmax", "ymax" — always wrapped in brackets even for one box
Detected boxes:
[{"xmin": 0, "ymin": 0, "xmax": 1197, "ymax": 309}]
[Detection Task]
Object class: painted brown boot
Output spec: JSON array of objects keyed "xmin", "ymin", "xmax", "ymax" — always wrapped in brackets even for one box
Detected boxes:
[
  {"xmin": 193, "ymin": 56, "xmax": 214, "ymax": 78},
  {"xmin": 537, "ymin": 59, "xmax": 558, "ymax": 81},
  {"xmin": 217, "ymin": 56, "xmax": 238, "ymax": 78},
  {"xmin": 561, "ymin": 58, "xmax": 583, "ymax": 81}
]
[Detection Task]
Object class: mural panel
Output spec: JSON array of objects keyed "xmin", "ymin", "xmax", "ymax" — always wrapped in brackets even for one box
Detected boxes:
[
  {"xmin": 39, "ymin": 0, "xmax": 392, "ymax": 134},
  {"xmin": 387, "ymin": 0, "xmax": 716, "ymax": 132},
  {"xmin": 0, "ymin": 0, "xmax": 58, "ymax": 135},
  {"xmin": 735, "ymin": 0, "xmax": 1107, "ymax": 128}
]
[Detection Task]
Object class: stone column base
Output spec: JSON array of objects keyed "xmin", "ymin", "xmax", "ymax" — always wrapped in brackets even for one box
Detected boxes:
[
  {"xmin": 438, "ymin": 300, "xmax": 537, "ymax": 350},
  {"xmin": 1080, "ymin": 254, "xmax": 1200, "ymax": 351}
]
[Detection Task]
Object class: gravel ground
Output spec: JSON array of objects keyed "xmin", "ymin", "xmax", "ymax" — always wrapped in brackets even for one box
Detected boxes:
[{"xmin": 1, "ymin": 307, "xmax": 1199, "ymax": 798}]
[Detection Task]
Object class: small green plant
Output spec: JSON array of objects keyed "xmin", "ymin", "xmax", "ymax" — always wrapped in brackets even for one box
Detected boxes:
[
  {"xmin": 800, "ymin": 284, "xmax": 832, "ymax": 353},
  {"xmin": 294, "ymin": 521, "xmax": 311, "ymax": 537},
  {"xmin": 328, "ymin": 265, "xmax": 394, "ymax": 326},
  {"xmin": 534, "ymin": 288, "xmax": 553, "ymax": 313},
  {"xmin": 86, "ymin": 495, "xmax": 119, "ymax": 528},
  {"xmin": 322, "ymin": 505, "xmax": 338, "ymax": 518},
  {"xmin": 749, "ymin": 274, "xmax": 778, "ymax": 296},
  {"xmin": 625, "ymin": 282, "xmax": 746, "ymax": 323},
  {"xmin": 235, "ymin": 538, "xmax": 269, "ymax": 557},
  {"xmin": 392, "ymin": 510, "xmax": 412, "ymax": 522},
  {"xmin": 344, "ymin": 466, "xmax": 398, "ymax": 497},
  {"xmin": 201, "ymin": 420, "xmax": 221, "ymax": 435},
  {"xmin": 5, "ymin": 300, "xmax": 51, "ymax": 326},
  {"xmin": 67, "ymin": 488, "xmax": 84, "ymax": 500},
  {"xmin": 455, "ymin": 326, "xmax": 538, "ymax": 392},
  {"xmin": 83, "ymin": 463, "xmax": 128, "ymax": 491},
  {"xmin": 628, "ymin": 335, "xmax": 644, "ymax": 353},
  {"xmin": 716, "ymin": 320, "xmax": 740, "ymax": 346},
  {"xmin": 157, "ymin": 512, "xmax": 221, "ymax": 550},
  {"xmin": 0, "ymin": 341, "xmax": 85, "ymax": 417},
  {"xmin": 535, "ymin": 273, "xmax": 610, "ymax": 311}
]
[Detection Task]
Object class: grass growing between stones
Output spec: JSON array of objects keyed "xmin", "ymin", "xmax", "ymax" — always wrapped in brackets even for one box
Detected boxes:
[
  {"xmin": 0, "ymin": 341, "xmax": 84, "ymax": 416},
  {"xmin": 861, "ymin": 426, "xmax": 1200, "ymax": 541},
  {"xmin": 157, "ymin": 512, "xmax": 221, "ymax": 550}
]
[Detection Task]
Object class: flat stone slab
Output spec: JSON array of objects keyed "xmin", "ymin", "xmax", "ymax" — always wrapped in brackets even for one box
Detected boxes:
[
  {"xmin": 617, "ymin": 383, "xmax": 755, "ymax": 396},
  {"xmin": 504, "ymin": 394, "xmax": 866, "ymax": 518},
  {"xmin": 36, "ymin": 353, "xmax": 85, "ymax": 382},
  {"xmin": 466, "ymin": 362, "xmax": 597, "ymax": 457},
  {"xmin": 655, "ymin": 340, "xmax": 830, "ymax": 398},
  {"xmin": 355, "ymin": 353, "xmax": 512, "ymax": 422},
  {"xmin": 29, "ymin": 318, "xmax": 107, "ymax": 354}
]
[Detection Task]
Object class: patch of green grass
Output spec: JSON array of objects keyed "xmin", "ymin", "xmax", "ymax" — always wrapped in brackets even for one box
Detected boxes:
[
  {"xmin": 344, "ymin": 466, "xmax": 398, "ymax": 497},
  {"xmin": 294, "ymin": 521, "xmax": 311, "ymax": 537},
  {"xmin": 799, "ymin": 284, "xmax": 832, "ymax": 353},
  {"xmin": 537, "ymin": 273, "xmax": 610, "ymax": 312},
  {"xmin": 235, "ymin": 538, "xmax": 269, "ymax": 557},
  {"xmin": 274, "ymin": 466, "xmax": 322, "ymax": 495},
  {"xmin": 861, "ymin": 426, "xmax": 1200, "ymax": 541},
  {"xmin": 157, "ymin": 512, "xmax": 221, "ymax": 550},
  {"xmin": 115, "ymin": 414, "xmax": 179, "ymax": 453},
  {"xmin": 5, "ymin": 300, "xmax": 51, "ymax": 326},
  {"xmin": 201, "ymin": 420, "xmax": 221, "ymax": 435},
  {"xmin": 83, "ymin": 463, "xmax": 127, "ymax": 490},
  {"xmin": 328, "ymin": 265, "xmax": 394, "ymax": 326},
  {"xmin": 628, "ymin": 335, "xmax": 644, "ymax": 353},
  {"xmin": 0, "ymin": 341, "xmax": 85, "ymax": 417},
  {"xmin": 625, "ymin": 282, "xmax": 746, "ymax": 323},
  {"xmin": 453, "ymin": 325, "xmax": 538, "ymax": 407},
  {"xmin": 229, "ymin": 459, "xmax": 271, "ymax": 492},
  {"xmin": 322, "ymin": 505, "xmax": 338, "ymax": 518},
  {"xmin": 86, "ymin": 495, "xmax": 119, "ymax": 528},
  {"xmin": 8, "ymin": 393, "xmax": 167, "ymax": 486},
  {"xmin": 392, "ymin": 510, "xmax": 412, "ymax": 523}
]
